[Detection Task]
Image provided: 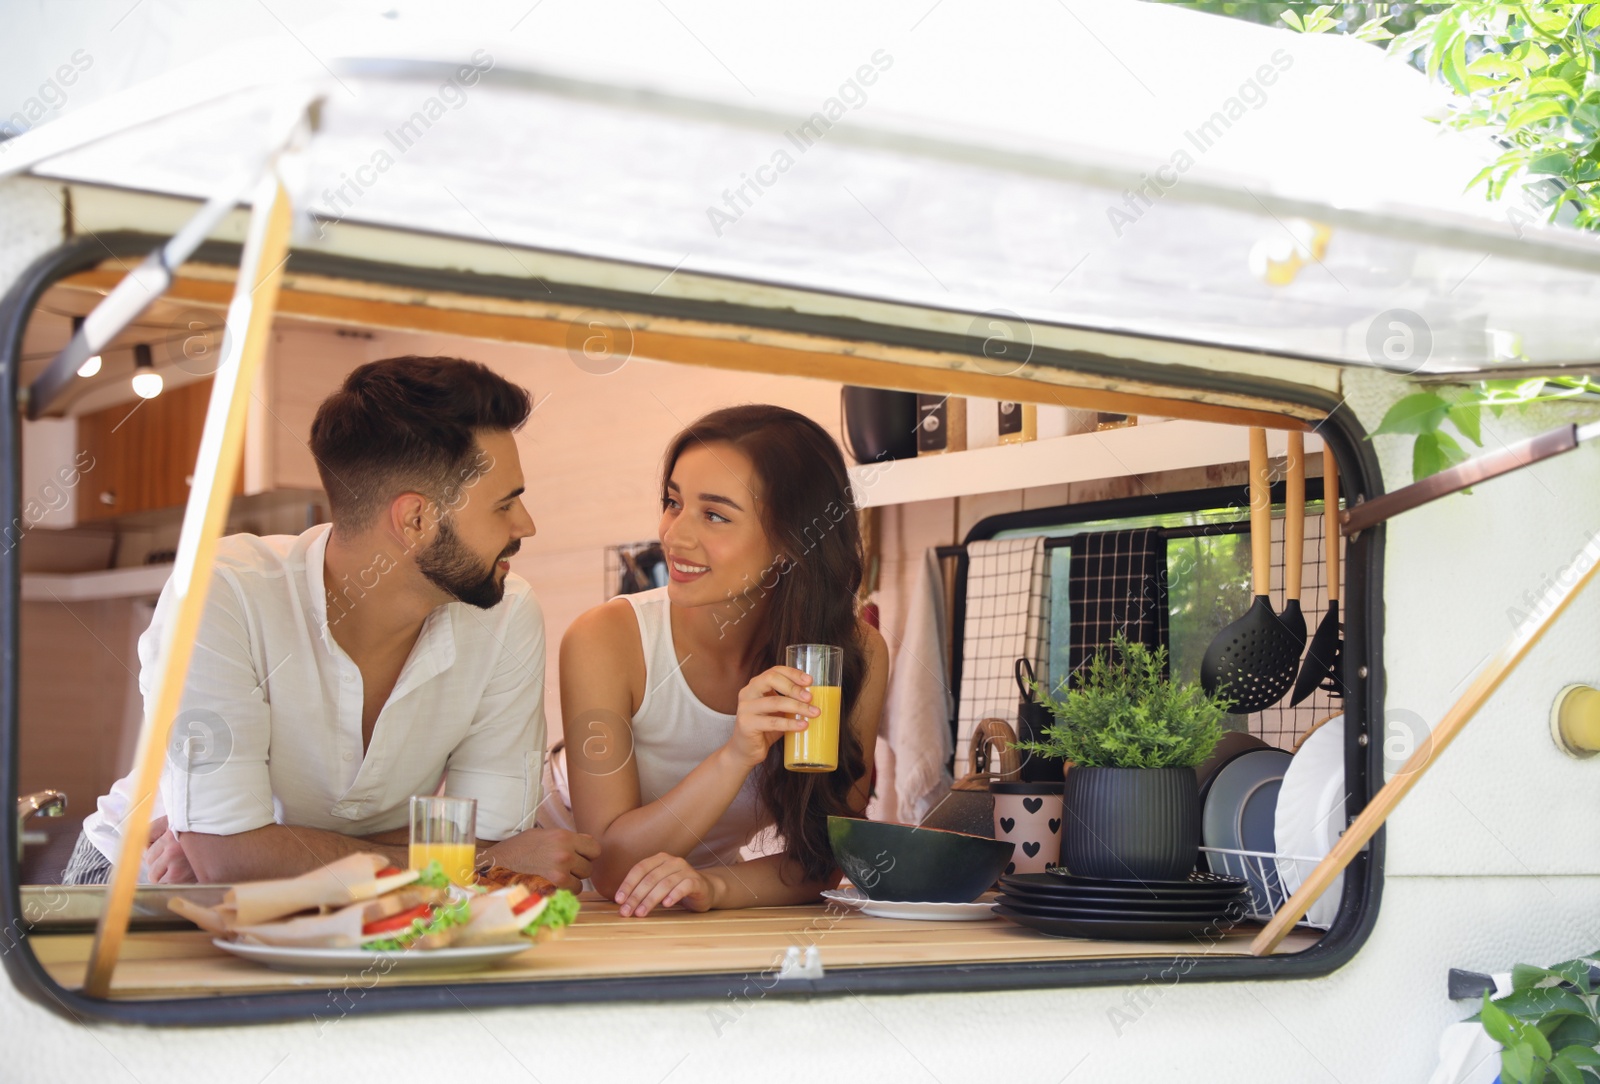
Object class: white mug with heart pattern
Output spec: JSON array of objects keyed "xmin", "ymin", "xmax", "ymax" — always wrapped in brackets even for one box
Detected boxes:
[{"xmin": 990, "ymin": 782, "xmax": 1065, "ymax": 875}]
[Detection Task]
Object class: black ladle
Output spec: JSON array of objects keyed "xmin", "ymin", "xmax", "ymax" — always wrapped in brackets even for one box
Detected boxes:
[
  {"xmin": 1292, "ymin": 445, "xmax": 1343, "ymax": 704},
  {"xmin": 1201, "ymin": 428, "xmax": 1305, "ymax": 714}
]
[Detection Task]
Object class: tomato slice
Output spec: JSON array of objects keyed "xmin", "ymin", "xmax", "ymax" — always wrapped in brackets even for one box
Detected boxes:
[
  {"xmin": 362, "ymin": 903, "xmax": 432, "ymax": 936},
  {"xmin": 512, "ymin": 895, "xmax": 545, "ymax": 916},
  {"xmin": 376, "ymin": 866, "xmax": 404, "ymax": 878}
]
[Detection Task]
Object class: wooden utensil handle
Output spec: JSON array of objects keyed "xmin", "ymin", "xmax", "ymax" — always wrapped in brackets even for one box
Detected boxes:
[
  {"xmin": 1249, "ymin": 428, "xmax": 1271, "ymax": 595},
  {"xmin": 1285, "ymin": 432, "xmax": 1305, "ymax": 599},
  {"xmin": 1324, "ymin": 446, "xmax": 1339, "ymax": 604},
  {"xmin": 1341, "ymin": 424, "xmax": 1579, "ymax": 536}
]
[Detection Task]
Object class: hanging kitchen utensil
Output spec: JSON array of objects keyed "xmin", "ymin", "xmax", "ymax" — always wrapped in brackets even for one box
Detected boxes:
[
  {"xmin": 1200, "ymin": 428, "xmax": 1303, "ymax": 714},
  {"xmin": 1014, "ymin": 658, "xmax": 1064, "ymax": 783},
  {"xmin": 1279, "ymin": 431, "xmax": 1308, "ymax": 651},
  {"xmin": 1292, "ymin": 446, "xmax": 1343, "ymax": 705}
]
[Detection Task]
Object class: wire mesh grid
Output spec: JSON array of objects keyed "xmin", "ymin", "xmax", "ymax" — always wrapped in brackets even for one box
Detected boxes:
[
  {"xmin": 1251, "ymin": 508, "xmax": 1345, "ymax": 750},
  {"xmin": 954, "ymin": 538, "xmax": 1049, "ymax": 762}
]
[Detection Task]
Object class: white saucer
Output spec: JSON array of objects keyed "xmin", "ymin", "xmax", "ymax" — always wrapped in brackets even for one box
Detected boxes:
[
  {"xmin": 1273, "ymin": 714, "xmax": 1345, "ymax": 929},
  {"xmin": 822, "ymin": 887, "xmax": 998, "ymax": 921},
  {"xmin": 214, "ymin": 938, "xmax": 531, "ymax": 973}
]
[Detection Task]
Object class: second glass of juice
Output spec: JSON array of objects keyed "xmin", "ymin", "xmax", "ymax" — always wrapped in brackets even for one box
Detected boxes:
[
  {"xmin": 784, "ymin": 643, "xmax": 842, "ymax": 772},
  {"xmin": 409, "ymin": 795, "xmax": 477, "ymax": 886}
]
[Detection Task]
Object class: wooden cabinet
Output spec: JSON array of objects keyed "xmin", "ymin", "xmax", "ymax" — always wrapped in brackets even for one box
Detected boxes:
[{"xmin": 76, "ymin": 379, "xmax": 242, "ymax": 522}]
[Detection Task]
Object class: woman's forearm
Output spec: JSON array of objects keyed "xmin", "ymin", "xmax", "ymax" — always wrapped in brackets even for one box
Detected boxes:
[
  {"xmin": 706, "ymin": 852, "xmax": 837, "ymax": 910},
  {"xmin": 589, "ymin": 743, "xmax": 755, "ymax": 893}
]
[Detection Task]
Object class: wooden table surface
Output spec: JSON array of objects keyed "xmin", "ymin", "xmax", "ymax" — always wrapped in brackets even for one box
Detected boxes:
[{"xmin": 34, "ymin": 894, "xmax": 1320, "ymax": 1000}]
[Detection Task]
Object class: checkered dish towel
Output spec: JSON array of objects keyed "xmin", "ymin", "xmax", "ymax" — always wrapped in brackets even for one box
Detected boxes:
[{"xmin": 956, "ymin": 537, "xmax": 1051, "ymax": 764}]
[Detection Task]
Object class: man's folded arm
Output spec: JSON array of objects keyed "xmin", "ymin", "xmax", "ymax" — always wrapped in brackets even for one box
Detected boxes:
[{"xmin": 178, "ymin": 824, "xmax": 411, "ymax": 883}]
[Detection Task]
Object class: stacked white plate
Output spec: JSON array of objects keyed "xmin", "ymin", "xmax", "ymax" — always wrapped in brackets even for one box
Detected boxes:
[{"xmin": 1272, "ymin": 714, "xmax": 1346, "ymax": 929}]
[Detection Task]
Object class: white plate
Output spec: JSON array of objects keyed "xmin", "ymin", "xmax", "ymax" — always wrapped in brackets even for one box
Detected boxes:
[
  {"xmin": 821, "ymin": 887, "xmax": 998, "ymax": 921},
  {"xmin": 1273, "ymin": 714, "xmax": 1345, "ymax": 929},
  {"xmin": 213, "ymin": 938, "xmax": 531, "ymax": 973}
]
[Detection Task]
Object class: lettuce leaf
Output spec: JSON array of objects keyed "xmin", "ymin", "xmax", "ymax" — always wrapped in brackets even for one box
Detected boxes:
[
  {"xmin": 521, "ymin": 889, "xmax": 580, "ymax": 934},
  {"xmin": 412, "ymin": 860, "xmax": 452, "ymax": 891},
  {"xmin": 361, "ymin": 896, "xmax": 473, "ymax": 951}
]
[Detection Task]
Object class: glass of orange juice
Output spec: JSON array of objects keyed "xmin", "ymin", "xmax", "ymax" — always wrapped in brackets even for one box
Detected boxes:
[
  {"xmin": 785, "ymin": 644, "xmax": 842, "ymax": 772},
  {"xmin": 409, "ymin": 796, "xmax": 477, "ymax": 886}
]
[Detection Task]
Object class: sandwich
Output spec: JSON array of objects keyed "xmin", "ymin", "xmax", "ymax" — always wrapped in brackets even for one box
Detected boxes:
[
  {"xmin": 171, "ymin": 853, "xmax": 580, "ymax": 952},
  {"xmin": 454, "ymin": 882, "xmax": 580, "ymax": 947}
]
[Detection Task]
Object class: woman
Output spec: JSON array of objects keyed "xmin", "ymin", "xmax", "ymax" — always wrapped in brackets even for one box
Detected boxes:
[{"xmin": 559, "ymin": 404, "xmax": 888, "ymax": 916}]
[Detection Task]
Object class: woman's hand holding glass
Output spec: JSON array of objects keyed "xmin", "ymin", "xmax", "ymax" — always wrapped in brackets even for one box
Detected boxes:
[{"xmin": 724, "ymin": 665, "xmax": 818, "ymax": 769}]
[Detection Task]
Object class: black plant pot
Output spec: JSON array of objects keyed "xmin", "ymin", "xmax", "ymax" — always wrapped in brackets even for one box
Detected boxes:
[{"xmin": 1060, "ymin": 766, "xmax": 1200, "ymax": 881}]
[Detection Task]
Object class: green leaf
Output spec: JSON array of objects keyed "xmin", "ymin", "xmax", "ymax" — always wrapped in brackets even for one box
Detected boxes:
[
  {"xmin": 1508, "ymin": 98, "xmax": 1570, "ymax": 131},
  {"xmin": 1448, "ymin": 401, "xmax": 1484, "ymax": 446},
  {"xmin": 1527, "ymin": 75, "xmax": 1582, "ymax": 97},
  {"xmin": 1548, "ymin": 1055, "xmax": 1586, "ymax": 1084},
  {"xmin": 1372, "ymin": 392, "xmax": 1451, "ymax": 437},
  {"xmin": 1469, "ymin": 54, "xmax": 1522, "ymax": 79},
  {"xmin": 1528, "ymin": 150, "xmax": 1575, "ymax": 174},
  {"xmin": 1485, "ymin": 992, "xmax": 1523, "ymax": 1046},
  {"xmin": 1555, "ymin": 1044, "xmax": 1600, "ymax": 1068},
  {"xmin": 1412, "ymin": 430, "xmax": 1471, "ymax": 481},
  {"xmin": 1444, "ymin": 33, "xmax": 1475, "ymax": 96},
  {"xmin": 1515, "ymin": 963, "xmax": 1561, "ymax": 992},
  {"xmin": 1547, "ymin": 1016, "xmax": 1600, "ymax": 1049},
  {"xmin": 1528, "ymin": 1022, "xmax": 1556, "ymax": 1062},
  {"xmin": 1503, "ymin": 1040, "xmax": 1536, "ymax": 1083},
  {"xmin": 1495, "ymin": 986, "xmax": 1593, "ymax": 1020},
  {"xmin": 1280, "ymin": 9, "xmax": 1305, "ymax": 32}
]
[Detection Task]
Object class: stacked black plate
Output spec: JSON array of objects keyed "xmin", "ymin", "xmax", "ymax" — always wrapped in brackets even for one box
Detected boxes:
[{"xmin": 995, "ymin": 870, "xmax": 1251, "ymax": 939}]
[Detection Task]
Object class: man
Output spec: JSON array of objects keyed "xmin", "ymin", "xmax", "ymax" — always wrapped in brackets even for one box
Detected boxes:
[{"xmin": 65, "ymin": 356, "xmax": 598, "ymax": 889}]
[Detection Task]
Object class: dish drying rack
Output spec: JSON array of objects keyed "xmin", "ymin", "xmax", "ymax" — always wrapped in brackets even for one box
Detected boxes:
[{"xmin": 1199, "ymin": 846, "xmax": 1332, "ymax": 930}]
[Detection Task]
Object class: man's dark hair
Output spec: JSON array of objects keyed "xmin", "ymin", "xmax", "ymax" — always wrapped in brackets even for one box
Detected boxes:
[{"xmin": 309, "ymin": 356, "xmax": 532, "ymax": 531}]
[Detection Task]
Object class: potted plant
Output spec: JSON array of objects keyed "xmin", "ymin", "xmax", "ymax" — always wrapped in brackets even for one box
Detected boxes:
[{"xmin": 1017, "ymin": 633, "xmax": 1229, "ymax": 880}]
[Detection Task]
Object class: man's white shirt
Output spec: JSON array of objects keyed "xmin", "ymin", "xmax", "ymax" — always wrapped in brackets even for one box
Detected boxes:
[{"xmin": 82, "ymin": 524, "xmax": 547, "ymax": 871}]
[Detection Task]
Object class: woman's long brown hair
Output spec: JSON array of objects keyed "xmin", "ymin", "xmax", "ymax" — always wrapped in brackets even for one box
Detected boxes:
[{"xmin": 661, "ymin": 405, "xmax": 867, "ymax": 883}]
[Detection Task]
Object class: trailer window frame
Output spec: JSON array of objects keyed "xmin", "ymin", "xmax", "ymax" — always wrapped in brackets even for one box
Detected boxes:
[{"xmin": 1, "ymin": 231, "xmax": 1386, "ymax": 1027}]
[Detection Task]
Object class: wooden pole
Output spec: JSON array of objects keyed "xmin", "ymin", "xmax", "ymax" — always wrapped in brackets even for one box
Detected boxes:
[
  {"xmin": 1250, "ymin": 527, "xmax": 1600, "ymax": 955},
  {"xmin": 83, "ymin": 177, "xmax": 293, "ymax": 998}
]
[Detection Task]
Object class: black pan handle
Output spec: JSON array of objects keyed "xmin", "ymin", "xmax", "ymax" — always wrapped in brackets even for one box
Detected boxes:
[{"xmin": 1015, "ymin": 657, "xmax": 1038, "ymax": 703}]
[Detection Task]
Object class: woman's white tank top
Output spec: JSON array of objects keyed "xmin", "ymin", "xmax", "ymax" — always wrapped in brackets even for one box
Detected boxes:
[{"xmin": 618, "ymin": 588, "xmax": 770, "ymax": 869}]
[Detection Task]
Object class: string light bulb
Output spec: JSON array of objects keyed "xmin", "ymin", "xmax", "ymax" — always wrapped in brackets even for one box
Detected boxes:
[
  {"xmin": 71, "ymin": 316, "xmax": 101, "ymax": 378},
  {"xmin": 131, "ymin": 343, "xmax": 163, "ymax": 400}
]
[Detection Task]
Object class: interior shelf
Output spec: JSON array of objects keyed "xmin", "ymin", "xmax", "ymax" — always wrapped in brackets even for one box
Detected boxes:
[
  {"xmin": 21, "ymin": 564, "xmax": 172, "ymax": 603},
  {"xmin": 848, "ymin": 420, "xmax": 1323, "ymax": 508}
]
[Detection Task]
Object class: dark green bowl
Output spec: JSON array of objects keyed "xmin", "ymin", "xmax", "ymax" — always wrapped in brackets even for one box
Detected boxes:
[{"xmin": 828, "ymin": 816, "xmax": 1015, "ymax": 903}]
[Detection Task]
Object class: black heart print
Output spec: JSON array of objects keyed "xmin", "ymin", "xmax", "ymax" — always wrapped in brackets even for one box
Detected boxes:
[
  {"xmin": 1023, "ymin": 841, "xmax": 1041, "ymax": 858},
  {"xmin": 1048, "ymin": 818, "xmax": 1061, "ymax": 835},
  {"xmin": 1000, "ymin": 817, "xmax": 1016, "ymax": 834},
  {"xmin": 1023, "ymin": 797, "xmax": 1043, "ymax": 814},
  {"xmin": 1005, "ymin": 862, "xmax": 1016, "ymax": 875}
]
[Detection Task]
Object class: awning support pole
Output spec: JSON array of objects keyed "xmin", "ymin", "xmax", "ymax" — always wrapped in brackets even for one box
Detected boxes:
[
  {"xmin": 1250, "ymin": 527, "xmax": 1600, "ymax": 955},
  {"xmin": 83, "ymin": 174, "xmax": 293, "ymax": 999}
]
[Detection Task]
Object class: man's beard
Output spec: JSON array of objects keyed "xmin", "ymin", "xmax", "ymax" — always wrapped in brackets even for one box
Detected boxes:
[{"xmin": 417, "ymin": 519, "xmax": 518, "ymax": 609}]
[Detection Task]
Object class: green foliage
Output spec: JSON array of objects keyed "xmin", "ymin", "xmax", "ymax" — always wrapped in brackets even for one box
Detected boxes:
[
  {"xmin": 1472, "ymin": 954, "xmax": 1600, "ymax": 1083},
  {"xmin": 1369, "ymin": 377, "xmax": 1596, "ymax": 483},
  {"xmin": 1388, "ymin": 3, "xmax": 1600, "ymax": 230},
  {"xmin": 1016, "ymin": 633, "xmax": 1229, "ymax": 769}
]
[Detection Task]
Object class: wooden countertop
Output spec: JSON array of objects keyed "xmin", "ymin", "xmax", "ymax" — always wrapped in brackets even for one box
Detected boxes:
[{"xmin": 33, "ymin": 894, "xmax": 1320, "ymax": 1000}]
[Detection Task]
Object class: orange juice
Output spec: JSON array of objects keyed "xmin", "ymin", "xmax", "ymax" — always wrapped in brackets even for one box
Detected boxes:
[
  {"xmin": 409, "ymin": 840, "xmax": 477, "ymax": 886},
  {"xmin": 785, "ymin": 684, "xmax": 841, "ymax": 771}
]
